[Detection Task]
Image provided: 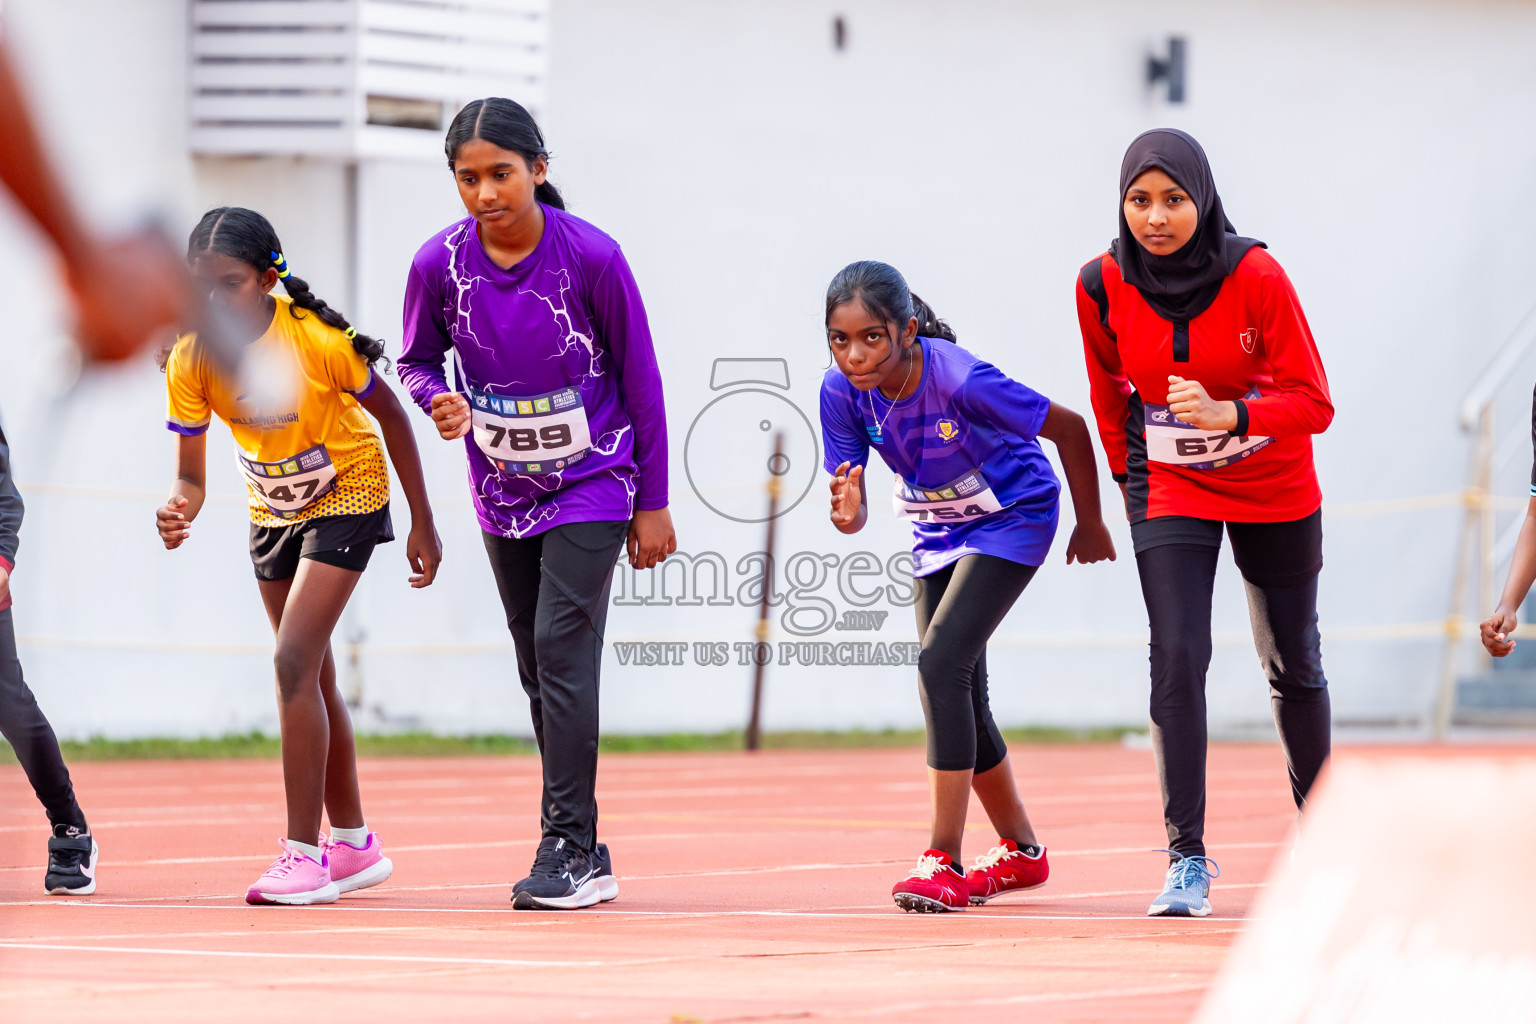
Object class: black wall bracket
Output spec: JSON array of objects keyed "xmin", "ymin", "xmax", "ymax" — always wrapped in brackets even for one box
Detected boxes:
[{"xmin": 1148, "ymin": 37, "xmax": 1187, "ymax": 104}]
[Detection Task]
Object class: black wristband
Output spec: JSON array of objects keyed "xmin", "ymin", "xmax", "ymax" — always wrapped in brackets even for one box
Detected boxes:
[
  {"xmin": 1111, "ymin": 472, "xmax": 1129, "ymax": 484},
  {"xmin": 1230, "ymin": 399, "xmax": 1250, "ymax": 436}
]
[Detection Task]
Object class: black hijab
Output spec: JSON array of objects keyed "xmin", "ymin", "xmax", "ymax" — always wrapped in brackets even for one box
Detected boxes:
[{"xmin": 1108, "ymin": 128, "xmax": 1265, "ymax": 323}]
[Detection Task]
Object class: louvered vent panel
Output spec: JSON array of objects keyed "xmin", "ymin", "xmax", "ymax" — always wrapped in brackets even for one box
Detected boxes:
[{"xmin": 189, "ymin": 0, "xmax": 549, "ymax": 158}]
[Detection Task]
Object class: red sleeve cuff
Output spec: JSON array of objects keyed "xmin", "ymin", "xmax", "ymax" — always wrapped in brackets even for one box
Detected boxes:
[{"xmin": 0, "ymin": 555, "xmax": 13, "ymax": 574}]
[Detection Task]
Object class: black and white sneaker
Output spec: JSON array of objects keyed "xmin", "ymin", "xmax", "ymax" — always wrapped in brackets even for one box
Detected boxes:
[
  {"xmin": 45, "ymin": 824, "xmax": 97, "ymax": 896},
  {"xmin": 593, "ymin": 842, "xmax": 618, "ymax": 903},
  {"xmin": 511, "ymin": 836, "xmax": 600, "ymax": 910}
]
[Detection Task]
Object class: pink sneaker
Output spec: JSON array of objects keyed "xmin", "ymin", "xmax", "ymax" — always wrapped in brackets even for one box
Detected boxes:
[
  {"xmin": 245, "ymin": 839, "xmax": 340, "ymax": 906},
  {"xmin": 322, "ymin": 832, "xmax": 394, "ymax": 894}
]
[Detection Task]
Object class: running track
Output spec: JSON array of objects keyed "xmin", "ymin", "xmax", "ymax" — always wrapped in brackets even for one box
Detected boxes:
[{"xmin": 2, "ymin": 743, "xmax": 1312, "ymax": 1022}]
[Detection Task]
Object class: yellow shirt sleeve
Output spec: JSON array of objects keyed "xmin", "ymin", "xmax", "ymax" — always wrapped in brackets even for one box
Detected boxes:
[
  {"xmin": 322, "ymin": 331, "xmax": 376, "ymax": 399},
  {"xmin": 165, "ymin": 339, "xmax": 212, "ymax": 436}
]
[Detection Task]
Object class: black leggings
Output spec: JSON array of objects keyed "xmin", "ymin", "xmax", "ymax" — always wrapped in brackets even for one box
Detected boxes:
[
  {"xmin": 913, "ymin": 554, "xmax": 1038, "ymax": 773},
  {"xmin": 0, "ymin": 608, "xmax": 86, "ymax": 830},
  {"xmin": 1133, "ymin": 511, "xmax": 1331, "ymax": 859},
  {"xmin": 483, "ymin": 520, "xmax": 627, "ymax": 853}
]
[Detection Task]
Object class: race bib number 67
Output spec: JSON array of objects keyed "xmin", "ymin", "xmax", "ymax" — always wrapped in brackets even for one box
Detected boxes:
[
  {"xmin": 469, "ymin": 385, "xmax": 593, "ymax": 474},
  {"xmin": 1144, "ymin": 388, "xmax": 1273, "ymax": 471}
]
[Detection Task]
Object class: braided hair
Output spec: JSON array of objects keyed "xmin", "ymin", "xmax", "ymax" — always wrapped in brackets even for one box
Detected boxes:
[
  {"xmin": 186, "ymin": 207, "xmax": 389, "ymax": 369},
  {"xmin": 824, "ymin": 261, "xmax": 957, "ymax": 344}
]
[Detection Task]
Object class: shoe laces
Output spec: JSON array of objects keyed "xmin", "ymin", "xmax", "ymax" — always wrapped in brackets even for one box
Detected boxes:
[
  {"xmin": 906, "ymin": 853, "xmax": 953, "ymax": 881},
  {"xmin": 268, "ymin": 841, "xmax": 313, "ymax": 878},
  {"xmin": 1156, "ymin": 849, "xmax": 1220, "ymax": 890},
  {"xmin": 971, "ymin": 843, "xmax": 1021, "ymax": 871},
  {"xmin": 531, "ymin": 838, "xmax": 582, "ymax": 878}
]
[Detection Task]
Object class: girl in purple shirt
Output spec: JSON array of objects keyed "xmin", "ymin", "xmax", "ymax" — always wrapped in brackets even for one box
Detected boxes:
[{"xmin": 399, "ymin": 98, "xmax": 674, "ymax": 910}]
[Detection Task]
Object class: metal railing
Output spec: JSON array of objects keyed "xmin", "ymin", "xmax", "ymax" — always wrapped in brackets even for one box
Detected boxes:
[{"xmin": 1436, "ymin": 299, "xmax": 1536, "ymax": 736}]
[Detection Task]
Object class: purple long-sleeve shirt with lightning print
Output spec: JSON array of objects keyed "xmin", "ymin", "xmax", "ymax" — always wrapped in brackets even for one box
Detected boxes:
[{"xmin": 398, "ymin": 205, "xmax": 668, "ymax": 538}]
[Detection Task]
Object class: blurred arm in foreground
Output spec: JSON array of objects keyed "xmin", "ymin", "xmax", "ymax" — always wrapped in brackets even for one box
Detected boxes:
[{"xmin": 0, "ymin": 41, "xmax": 184, "ymax": 362}]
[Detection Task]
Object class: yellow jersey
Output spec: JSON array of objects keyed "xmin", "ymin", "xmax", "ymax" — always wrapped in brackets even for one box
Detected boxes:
[{"xmin": 165, "ymin": 296, "xmax": 390, "ymax": 527}]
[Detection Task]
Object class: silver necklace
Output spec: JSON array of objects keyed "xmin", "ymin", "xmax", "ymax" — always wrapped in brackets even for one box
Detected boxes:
[{"xmin": 868, "ymin": 347, "xmax": 916, "ymax": 441}]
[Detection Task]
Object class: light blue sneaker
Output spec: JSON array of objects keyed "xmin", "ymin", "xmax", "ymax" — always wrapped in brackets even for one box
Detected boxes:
[{"xmin": 1147, "ymin": 850, "xmax": 1220, "ymax": 917}]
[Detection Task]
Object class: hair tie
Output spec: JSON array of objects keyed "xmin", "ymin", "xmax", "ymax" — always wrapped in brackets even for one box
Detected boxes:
[
  {"xmin": 343, "ymin": 327, "xmax": 357, "ymax": 340},
  {"xmin": 269, "ymin": 250, "xmax": 291, "ymax": 279}
]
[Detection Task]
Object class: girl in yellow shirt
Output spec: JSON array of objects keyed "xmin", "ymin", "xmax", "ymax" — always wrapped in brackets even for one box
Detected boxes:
[{"xmin": 156, "ymin": 207, "xmax": 441, "ymax": 905}]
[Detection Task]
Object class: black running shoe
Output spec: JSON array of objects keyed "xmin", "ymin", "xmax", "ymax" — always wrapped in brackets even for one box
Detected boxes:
[
  {"xmin": 45, "ymin": 824, "xmax": 97, "ymax": 896},
  {"xmin": 511, "ymin": 836, "xmax": 599, "ymax": 910},
  {"xmin": 593, "ymin": 842, "xmax": 618, "ymax": 903}
]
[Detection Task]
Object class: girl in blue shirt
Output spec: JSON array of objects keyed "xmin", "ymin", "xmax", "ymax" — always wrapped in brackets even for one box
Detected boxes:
[{"xmin": 821, "ymin": 261, "xmax": 1115, "ymax": 912}]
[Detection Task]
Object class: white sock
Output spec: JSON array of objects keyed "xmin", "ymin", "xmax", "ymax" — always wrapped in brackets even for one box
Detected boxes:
[
  {"xmin": 330, "ymin": 824, "xmax": 369, "ymax": 847},
  {"xmin": 288, "ymin": 839, "xmax": 324, "ymax": 863}
]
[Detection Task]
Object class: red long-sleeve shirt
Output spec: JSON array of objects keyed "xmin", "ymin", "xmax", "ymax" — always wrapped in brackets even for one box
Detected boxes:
[{"xmin": 1076, "ymin": 247, "xmax": 1332, "ymax": 523}]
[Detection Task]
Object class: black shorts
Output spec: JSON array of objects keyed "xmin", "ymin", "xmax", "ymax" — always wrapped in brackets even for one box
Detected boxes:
[{"xmin": 249, "ymin": 504, "xmax": 394, "ymax": 582}]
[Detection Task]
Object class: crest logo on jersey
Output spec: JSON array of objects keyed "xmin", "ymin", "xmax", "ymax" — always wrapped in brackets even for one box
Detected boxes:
[
  {"xmin": 935, "ymin": 419, "xmax": 960, "ymax": 443},
  {"xmin": 1239, "ymin": 328, "xmax": 1258, "ymax": 354}
]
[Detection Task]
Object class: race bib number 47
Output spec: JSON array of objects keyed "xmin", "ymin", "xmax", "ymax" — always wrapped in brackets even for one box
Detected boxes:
[
  {"xmin": 893, "ymin": 469, "xmax": 1005, "ymax": 523},
  {"xmin": 239, "ymin": 444, "xmax": 337, "ymax": 519},
  {"xmin": 469, "ymin": 385, "xmax": 593, "ymax": 475},
  {"xmin": 1144, "ymin": 388, "xmax": 1273, "ymax": 471}
]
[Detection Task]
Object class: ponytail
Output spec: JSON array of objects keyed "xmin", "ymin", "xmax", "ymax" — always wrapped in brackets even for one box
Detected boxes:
[
  {"xmin": 825, "ymin": 260, "xmax": 958, "ymax": 344},
  {"xmin": 186, "ymin": 207, "xmax": 390, "ymax": 370},
  {"xmin": 909, "ymin": 292, "xmax": 957, "ymax": 343}
]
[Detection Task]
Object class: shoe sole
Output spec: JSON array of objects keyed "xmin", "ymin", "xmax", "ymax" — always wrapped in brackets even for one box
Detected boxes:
[
  {"xmin": 246, "ymin": 881, "xmax": 341, "ymax": 906},
  {"xmin": 893, "ymin": 892, "xmax": 965, "ymax": 913},
  {"xmin": 1147, "ymin": 898, "xmax": 1212, "ymax": 917},
  {"xmin": 335, "ymin": 856, "xmax": 394, "ymax": 894},
  {"xmin": 596, "ymin": 874, "xmax": 618, "ymax": 903},
  {"xmin": 512, "ymin": 876, "xmax": 602, "ymax": 910},
  {"xmin": 967, "ymin": 879, "xmax": 1047, "ymax": 905},
  {"xmin": 45, "ymin": 839, "xmax": 98, "ymax": 896}
]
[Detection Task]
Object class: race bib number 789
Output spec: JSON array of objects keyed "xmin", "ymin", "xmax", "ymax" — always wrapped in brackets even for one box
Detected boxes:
[{"xmin": 469, "ymin": 385, "xmax": 593, "ymax": 475}]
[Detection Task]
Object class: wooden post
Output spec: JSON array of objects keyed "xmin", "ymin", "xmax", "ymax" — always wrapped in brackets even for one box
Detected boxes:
[{"xmin": 746, "ymin": 432, "xmax": 784, "ymax": 752}]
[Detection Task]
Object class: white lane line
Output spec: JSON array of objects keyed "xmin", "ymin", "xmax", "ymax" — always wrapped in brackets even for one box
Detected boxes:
[
  {"xmin": 0, "ymin": 838, "xmax": 1282, "ymax": 875},
  {"xmin": 0, "ymin": 941, "xmax": 659, "ymax": 968},
  {"xmin": 0, "ymin": 900, "xmax": 1248, "ymax": 922}
]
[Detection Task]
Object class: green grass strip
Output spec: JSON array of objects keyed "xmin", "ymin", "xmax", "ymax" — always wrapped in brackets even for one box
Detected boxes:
[{"xmin": 0, "ymin": 726, "xmax": 1137, "ymax": 764}]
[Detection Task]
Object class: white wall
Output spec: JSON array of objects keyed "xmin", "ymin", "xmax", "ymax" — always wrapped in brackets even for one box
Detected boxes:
[{"xmin": 1, "ymin": 0, "xmax": 1533, "ymax": 739}]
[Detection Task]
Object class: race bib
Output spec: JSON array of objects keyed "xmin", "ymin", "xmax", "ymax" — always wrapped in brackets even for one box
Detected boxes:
[
  {"xmin": 469, "ymin": 385, "xmax": 593, "ymax": 475},
  {"xmin": 893, "ymin": 469, "xmax": 1005, "ymax": 523},
  {"xmin": 239, "ymin": 444, "xmax": 337, "ymax": 519},
  {"xmin": 1144, "ymin": 388, "xmax": 1273, "ymax": 470}
]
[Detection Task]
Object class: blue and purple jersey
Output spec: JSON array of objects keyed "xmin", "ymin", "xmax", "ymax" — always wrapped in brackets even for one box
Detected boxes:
[
  {"xmin": 398, "ymin": 205, "xmax": 668, "ymax": 538},
  {"xmin": 820, "ymin": 338, "xmax": 1060, "ymax": 576}
]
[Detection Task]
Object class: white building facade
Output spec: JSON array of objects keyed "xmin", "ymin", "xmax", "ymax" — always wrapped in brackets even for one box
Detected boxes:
[{"xmin": 1, "ymin": 0, "xmax": 1533, "ymax": 739}]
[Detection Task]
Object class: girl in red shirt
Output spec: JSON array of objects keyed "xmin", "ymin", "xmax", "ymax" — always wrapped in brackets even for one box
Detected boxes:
[{"xmin": 1076, "ymin": 129, "xmax": 1334, "ymax": 917}]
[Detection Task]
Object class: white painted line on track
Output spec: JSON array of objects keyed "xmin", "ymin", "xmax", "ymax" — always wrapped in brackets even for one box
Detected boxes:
[
  {"xmin": 0, "ymin": 941, "xmax": 660, "ymax": 968},
  {"xmin": 0, "ymin": 900, "xmax": 1248, "ymax": 922}
]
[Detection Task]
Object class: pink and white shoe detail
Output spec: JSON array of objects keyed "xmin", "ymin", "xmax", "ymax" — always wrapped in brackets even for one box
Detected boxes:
[
  {"xmin": 245, "ymin": 839, "xmax": 340, "ymax": 906},
  {"xmin": 322, "ymin": 831, "xmax": 394, "ymax": 894}
]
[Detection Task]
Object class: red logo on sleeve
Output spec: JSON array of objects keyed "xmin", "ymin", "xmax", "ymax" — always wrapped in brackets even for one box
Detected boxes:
[{"xmin": 1239, "ymin": 328, "xmax": 1258, "ymax": 354}]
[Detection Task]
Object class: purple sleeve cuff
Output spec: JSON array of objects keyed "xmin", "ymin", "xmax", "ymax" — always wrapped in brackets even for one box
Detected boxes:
[
  {"xmin": 351, "ymin": 370, "xmax": 378, "ymax": 401},
  {"xmin": 166, "ymin": 420, "xmax": 210, "ymax": 437}
]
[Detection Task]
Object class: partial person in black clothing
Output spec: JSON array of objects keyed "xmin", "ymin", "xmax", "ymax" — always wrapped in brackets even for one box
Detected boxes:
[{"xmin": 0, "ymin": 418, "xmax": 96, "ymax": 894}]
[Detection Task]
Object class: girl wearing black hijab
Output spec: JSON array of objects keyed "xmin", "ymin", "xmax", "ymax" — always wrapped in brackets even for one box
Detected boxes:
[{"xmin": 1076, "ymin": 129, "xmax": 1334, "ymax": 917}]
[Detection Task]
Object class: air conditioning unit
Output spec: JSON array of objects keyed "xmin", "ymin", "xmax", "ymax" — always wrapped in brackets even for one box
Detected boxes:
[{"xmin": 189, "ymin": 0, "xmax": 549, "ymax": 159}]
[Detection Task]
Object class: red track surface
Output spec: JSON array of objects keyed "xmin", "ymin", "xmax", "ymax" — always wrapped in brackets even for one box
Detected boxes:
[{"xmin": 0, "ymin": 743, "xmax": 1317, "ymax": 1022}]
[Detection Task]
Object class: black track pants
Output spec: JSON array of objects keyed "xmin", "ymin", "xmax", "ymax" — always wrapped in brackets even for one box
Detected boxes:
[
  {"xmin": 1133, "ymin": 511, "xmax": 1331, "ymax": 859},
  {"xmin": 913, "ymin": 554, "xmax": 1038, "ymax": 773},
  {"xmin": 0, "ymin": 608, "xmax": 85, "ymax": 830},
  {"xmin": 483, "ymin": 521, "xmax": 627, "ymax": 852}
]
